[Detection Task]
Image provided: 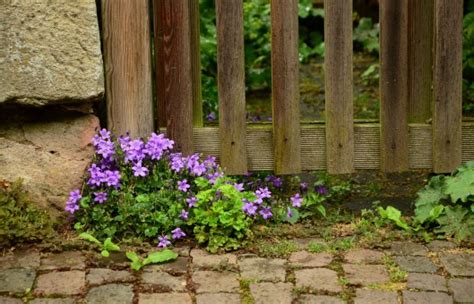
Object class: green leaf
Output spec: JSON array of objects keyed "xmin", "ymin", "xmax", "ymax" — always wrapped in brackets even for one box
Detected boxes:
[
  {"xmin": 286, "ymin": 208, "xmax": 300, "ymax": 225},
  {"xmin": 101, "ymin": 250, "xmax": 110, "ymax": 257},
  {"xmin": 125, "ymin": 251, "xmax": 140, "ymax": 263},
  {"xmin": 444, "ymin": 170, "xmax": 474, "ymax": 203},
  {"xmin": 142, "ymin": 249, "xmax": 178, "ymax": 266},
  {"xmin": 435, "ymin": 205, "xmax": 474, "ymax": 241},
  {"xmin": 413, "ymin": 185, "xmax": 447, "ymax": 224},
  {"xmin": 103, "ymin": 238, "xmax": 120, "ymax": 252},
  {"xmin": 316, "ymin": 205, "xmax": 326, "ymax": 217},
  {"xmin": 79, "ymin": 232, "xmax": 101, "ymax": 245},
  {"xmin": 377, "ymin": 206, "xmax": 409, "ymax": 230}
]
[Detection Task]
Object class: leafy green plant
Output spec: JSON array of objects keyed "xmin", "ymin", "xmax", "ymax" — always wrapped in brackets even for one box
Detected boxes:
[
  {"xmin": 126, "ymin": 249, "xmax": 178, "ymax": 271},
  {"xmin": 353, "ymin": 17, "xmax": 380, "ymax": 55},
  {"xmin": 79, "ymin": 232, "xmax": 120, "ymax": 257},
  {"xmin": 0, "ymin": 179, "xmax": 56, "ymax": 248},
  {"xmin": 377, "ymin": 206, "xmax": 410, "ymax": 231}
]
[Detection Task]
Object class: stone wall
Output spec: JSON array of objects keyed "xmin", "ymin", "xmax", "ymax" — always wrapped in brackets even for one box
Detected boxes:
[{"xmin": 0, "ymin": 0, "xmax": 104, "ymax": 216}]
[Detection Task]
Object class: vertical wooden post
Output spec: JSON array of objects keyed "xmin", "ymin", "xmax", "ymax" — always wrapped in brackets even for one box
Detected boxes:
[
  {"xmin": 433, "ymin": 0, "xmax": 463, "ymax": 173},
  {"xmin": 102, "ymin": 0, "xmax": 154, "ymax": 138},
  {"xmin": 189, "ymin": 0, "xmax": 203, "ymax": 127},
  {"xmin": 271, "ymin": 0, "xmax": 301, "ymax": 174},
  {"xmin": 379, "ymin": 0, "xmax": 409, "ymax": 172},
  {"xmin": 324, "ymin": 0, "xmax": 354, "ymax": 174},
  {"xmin": 407, "ymin": 0, "xmax": 434, "ymax": 123},
  {"xmin": 216, "ymin": 0, "xmax": 247, "ymax": 174},
  {"xmin": 154, "ymin": 0, "xmax": 193, "ymax": 154}
]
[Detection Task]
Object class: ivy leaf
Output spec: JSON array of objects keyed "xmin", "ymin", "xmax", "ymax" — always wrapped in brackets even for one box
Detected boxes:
[
  {"xmin": 143, "ymin": 249, "xmax": 178, "ymax": 266},
  {"xmin": 444, "ymin": 171, "xmax": 474, "ymax": 203},
  {"xmin": 103, "ymin": 238, "xmax": 120, "ymax": 252},
  {"xmin": 79, "ymin": 232, "xmax": 101, "ymax": 245},
  {"xmin": 435, "ymin": 205, "xmax": 474, "ymax": 241}
]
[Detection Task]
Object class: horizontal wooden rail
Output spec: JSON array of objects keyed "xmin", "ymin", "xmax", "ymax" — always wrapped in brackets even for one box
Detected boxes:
[{"xmin": 189, "ymin": 123, "xmax": 474, "ymax": 171}]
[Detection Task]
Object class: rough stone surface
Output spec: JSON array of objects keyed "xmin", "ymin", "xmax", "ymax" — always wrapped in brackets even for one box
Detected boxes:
[
  {"xmin": 0, "ymin": 297, "xmax": 23, "ymax": 304},
  {"xmin": 289, "ymin": 251, "xmax": 332, "ymax": 267},
  {"xmin": 85, "ymin": 284, "xmax": 134, "ymax": 304},
  {"xmin": 390, "ymin": 241, "xmax": 428, "ymax": 256},
  {"xmin": 402, "ymin": 291, "xmax": 453, "ymax": 304},
  {"xmin": 0, "ymin": 268, "xmax": 36, "ymax": 293},
  {"xmin": 407, "ymin": 273, "xmax": 448, "ymax": 292},
  {"xmin": 87, "ymin": 268, "xmax": 134, "ymax": 285},
  {"xmin": 0, "ymin": 113, "xmax": 99, "ymax": 212},
  {"xmin": 0, "ymin": 251, "xmax": 40, "ymax": 270},
  {"xmin": 353, "ymin": 290, "xmax": 398, "ymax": 304},
  {"xmin": 40, "ymin": 251, "xmax": 86, "ymax": 271},
  {"xmin": 440, "ymin": 253, "xmax": 474, "ymax": 276},
  {"xmin": 193, "ymin": 271, "xmax": 239, "ymax": 293},
  {"xmin": 138, "ymin": 293, "xmax": 192, "ymax": 304},
  {"xmin": 294, "ymin": 268, "xmax": 342, "ymax": 292},
  {"xmin": 293, "ymin": 238, "xmax": 326, "ymax": 250},
  {"xmin": 29, "ymin": 299, "xmax": 75, "ymax": 304},
  {"xmin": 249, "ymin": 282, "xmax": 293, "ymax": 304},
  {"xmin": 144, "ymin": 257, "xmax": 188, "ymax": 275},
  {"xmin": 0, "ymin": 0, "xmax": 103, "ymax": 105},
  {"xmin": 448, "ymin": 278, "xmax": 474, "ymax": 303},
  {"xmin": 342, "ymin": 264, "xmax": 390, "ymax": 286},
  {"xmin": 345, "ymin": 249, "xmax": 385, "ymax": 264},
  {"xmin": 191, "ymin": 249, "xmax": 237, "ymax": 269},
  {"xmin": 196, "ymin": 293, "xmax": 240, "ymax": 304},
  {"xmin": 426, "ymin": 240, "xmax": 456, "ymax": 252},
  {"xmin": 239, "ymin": 257, "xmax": 286, "ymax": 282},
  {"xmin": 34, "ymin": 271, "xmax": 85, "ymax": 296},
  {"xmin": 296, "ymin": 295, "xmax": 344, "ymax": 304},
  {"xmin": 141, "ymin": 270, "xmax": 187, "ymax": 291},
  {"xmin": 393, "ymin": 256, "xmax": 438, "ymax": 273}
]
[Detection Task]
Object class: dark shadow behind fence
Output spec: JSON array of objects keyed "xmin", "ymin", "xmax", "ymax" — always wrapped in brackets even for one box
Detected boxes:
[{"xmin": 102, "ymin": 0, "xmax": 473, "ymax": 175}]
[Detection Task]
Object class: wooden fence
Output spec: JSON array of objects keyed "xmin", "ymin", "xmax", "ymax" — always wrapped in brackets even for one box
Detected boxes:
[{"xmin": 101, "ymin": 0, "xmax": 473, "ymax": 175}]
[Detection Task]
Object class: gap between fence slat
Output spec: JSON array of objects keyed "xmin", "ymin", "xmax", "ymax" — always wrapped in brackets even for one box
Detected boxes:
[
  {"xmin": 216, "ymin": 0, "xmax": 248, "ymax": 174},
  {"xmin": 324, "ymin": 0, "xmax": 354, "ymax": 174},
  {"xmin": 271, "ymin": 0, "xmax": 301, "ymax": 174},
  {"xmin": 433, "ymin": 0, "xmax": 463, "ymax": 173}
]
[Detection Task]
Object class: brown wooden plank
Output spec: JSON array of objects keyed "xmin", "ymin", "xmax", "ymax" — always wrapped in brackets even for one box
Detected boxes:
[
  {"xmin": 271, "ymin": 0, "xmax": 301, "ymax": 174},
  {"xmin": 102, "ymin": 0, "xmax": 154, "ymax": 138},
  {"xmin": 153, "ymin": 0, "xmax": 193, "ymax": 154},
  {"xmin": 379, "ymin": 0, "xmax": 409, "ymax": 172},
  {"xmin": 433, "ymin": 0, "xmax": 463, "ymax": 173},
  {"xmin": 407, "ymin": 0, "xmax": 433, "ymax": 123},
  {"xmin": 189, "ymin": 0, "xmax": 203, "ymax": 127},
  {"xmin": 324, "ymin": 0, "xmax": 354, "ymax": 174},
  {"xmin": 216, "ymin": 0, "xmax": 247, "ymax": 174}
]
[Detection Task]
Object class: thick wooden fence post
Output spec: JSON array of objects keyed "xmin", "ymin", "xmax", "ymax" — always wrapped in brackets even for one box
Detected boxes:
[
  {"xmin": 433, "ymin": 0, "xmax": 463, "ymax": 173},
  {"xmin": 407, "ymin": 0, "xmax": 433, "ymax": 124},
  {"xmin": 271, "ymin": 0, "xmax": 301, "ymax": 174},
  {"xmin": 102, "ymin": 0, "xmax": 154, "ymax": 138},
  {"xmin": 189, "ymin": 0, "xmax": 203, "ymax": 127},
  {"xmin": 324, "ymin": 0, "xmax": 354, "ymax": 174},
  {"xmin": 154, "ymin": 0, "xmax": 193, "ymax": 154},
  {"xmin": 380, "ymin": 0, "xmax": 409, "ymax": 172},
  {"xmin": 216, "ymin": 0, "xmax": 248, "ymax": 174}
]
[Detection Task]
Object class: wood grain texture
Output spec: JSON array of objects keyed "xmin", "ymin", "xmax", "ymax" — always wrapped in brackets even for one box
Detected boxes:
[
  {"xmin": 154, "ymin": 0, "xmax": 194, "ymax": 154},
  {"xmin": 102, "ymin": 0, "xmax": 154, "ymax": 138},
  {"xmin": 216, "ymin": 0, "xmax": 247, "ymax": 174},
  {"xmin": 379, "ymin": 0, "xmax": 409, "ymax": 172},
  {"xmin": 271, "ymin": 0, "xmax": 301, "ymax": 174},
  {"xmin": 433, "ymin": 0, "xmax": 463, "ymax": 173},
  {"xmin": 190, "ymin": 123, "xmax": 474, "ymax": 171},
  {"xmin": 407, "ymin": 0, "xmax": 433, "ymax": 123},
  {"xmin": 324, "ymin": 0, "xmax": 354, "ymax": 174},
  {"xmin": 189, "ymin": 0, "xmax": 203, "ymax": 127}
]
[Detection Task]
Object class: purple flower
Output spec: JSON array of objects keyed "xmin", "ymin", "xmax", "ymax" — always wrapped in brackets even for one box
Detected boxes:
[
  {"xmin": 180, "ymin": 209, "xmax": 189, "ymax": 220},
  {"xmin": 94, "ymin": 191, "xmax": 108, "ymax": 204},
  {"xmin": 203, "ymin": 156, "xmax": 217, "ymax": 169},
  {"xmin": 242, "ymin": 200, "xmax": 257, "ymax": 216},
  {"xmin": 65, "ymin": 201, "xmax": 80, "ymax": 214},
  {"xmin": 145, "ymin": 132, "xmax": 174, "ymax": 160},
  {"xmin": 273, "ymin": 177, "xmax": 282, "ymax": 188},
  {"xmin": 122, "ymin": 139, "xmax": 145, "ymax": 163},
  {"xmin": 287, "ymin": 207, "xmax": 293, "ymax": 218},
  {"xmin": 178, "ymin": 179, "xmax": 190, "ymax": 192},
  {"xmin": 170, "ymin": 153, "xmax": 185, "ymax": 172},
  {"xmin": 256, "ymin": 187, "xmax": 272, "ymax": 200},
  {"xmin": 69, "ymin": 190, "xmax": 82, "ymax": 203},
  {"xmin": 104, "ymin": 170, "xmax": 121, "ymax": 188},
  {"xmin": 186, "ymin": 196, "xmax": 198, "ymax": 208},
  {"xmin": 190, "ymin": 163, "xmax": 206, "ymax": 176},
  {"xmin": 171, "ymin": 228, "xmax": 186, "ymax": 240},
  {"xmin": 259, "ymin": 206, "xmax": 273, "ymax": 219},
  {"xmin": 290, "ymin": 193, "xmax": 302, "ymax": 208},
  {"xmin": 234, "ymin": 183, "xmax": 244, "ymax": 192},
  {"xmin": 65, "ymin": 189, "xmax": 81, "ymax": 214},
  {"xmin": 316, "ymin": 185, "xmax": 328, "ymax": 196},
  {"xmin": 158, "ymin": 235, "xmax": 171, "ymax": 248},
  {"xmin": 99, "ymin": 128, "xmax": 111, "ymax": 139},
  {"xmin": 206, "ymin": 171, "xmax": 223, "ymax": 184},
  {"xmin": 88, "ymin": 164, "xmax": 105, "ymax": 187},
  {"xmin": 206, "ymin": 112, "xmax": 217, "ymax": 121},
  {"xmin": 300, "ymin": 182, "xmax": 308, "ymax": 192},
  {"xmin": 132, "ymin": 161, "xmax": 149, "ymax": 177},
  {"xmin": 95, "ymin": 139, "xmax": 115, "ymax": 159}
]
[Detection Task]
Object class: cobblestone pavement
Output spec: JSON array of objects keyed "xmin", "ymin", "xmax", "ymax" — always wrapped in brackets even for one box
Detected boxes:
[{"xmin": 0, "ymin": 240, "xmax": 473, "ymax": 303}]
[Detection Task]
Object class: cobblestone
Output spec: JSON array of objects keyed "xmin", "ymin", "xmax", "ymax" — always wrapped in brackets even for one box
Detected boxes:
[
  {"xmin": 406, "ymin": 273, "xmax": 448, "ymax": 292},
  {"xmin": 393, "ymin": 256, "xmax": 438, "ymax": 273},
  {"xmin": 353, "ymin": 289, "xmax": 398, "ymax": 304},
  {"xmin": 195, "ymin": 293, "xmax": 240, "ymax": 304},
  {"xmin": 193, "ymin": 271, "xmax": 239, "ymax": 293},
  {"xmin": 344, "ymin": 249, "xmax": 385, "ymax": 264},
  {"xmin": 138, "ymin": 293, "xmax": 192, "ymax": 304},
  {"xmin": 29, "ymin": 299, "xmax": 75, "ymax": 304},
  {"xmin": 34, "ymin": 270, "xmax": 85, "ymax": 296},
  {"xmin": 296, "ymin": 295, "xmax": 344, "ymax": 304},
  {"xmin": 402, "ymin": 291, "xmax": 453, "ymax": 304},
  {"xmin": 87, "ymin": 268, "xmax": 134, "ymax": 285},
  {"xmin": 85, "ymin": 284, "xmax": 134, "ymax": 304},
  {"xmin": 0, "ymin": 268, "xmax": 36, "ymax": 294},
  {"xmin": 289, "ymin": 251, "xmax": 332, "ymax": 267},
  {"xmin": 440, "ymin": 253, "xmax": 474, "ymax": 276},
  {"xmin": 0, "ymin": 251, "xmax": 40, "ymax": 270},
  {"xmin": 448, "ymin": 278, "xmax": 474, "ymax": 303},
  {"xmin": 249, "ymin": 282, "xmax": 293, "ymax": 304},
  {"xmin": 141, "ymin": 270, "xmax": 187, "ymax": 291},
  {"xmin": 294, "ymin": 268, "xmax": 341, "ymax": 292},
  {"xmin": 239, "ymin": 257, "xmax": 286, "ymax": 282},
  {"xmin": 390, "ymin": 241, "xmax": 428, "ymax": 256},
  {"xmin": 342, "ymin": 264, "xmax": 390, "ymax": 285},
  {"xmin": 191, "ymin": 249, "xmax": 237, "ymax": 269},
  {"xmin": 40, "ymin": 252, "xmax": 86, "ymax": 271}
]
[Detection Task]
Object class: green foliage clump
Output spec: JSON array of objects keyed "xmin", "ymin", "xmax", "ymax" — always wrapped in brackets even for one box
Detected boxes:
[
  {"xmin": 0, "ymin": 180, "xmax": 55, "ymax": 247},
  {"xmin": 126, "ymin": 249, "xmax": 178, "ymax": 271}
]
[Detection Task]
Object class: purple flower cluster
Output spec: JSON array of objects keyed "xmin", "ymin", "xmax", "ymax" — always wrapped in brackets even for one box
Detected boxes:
[
  {"xmin": 242, "ymin": 187, "xmax": 275, "ymax": 219},
  {"xmin": 65, "ymin": 190, "xmax": 81, "ymax": 214}
]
